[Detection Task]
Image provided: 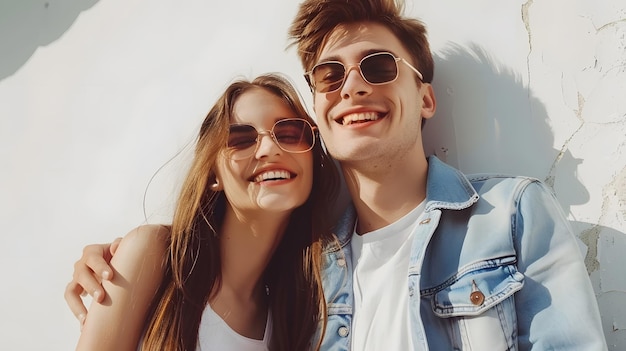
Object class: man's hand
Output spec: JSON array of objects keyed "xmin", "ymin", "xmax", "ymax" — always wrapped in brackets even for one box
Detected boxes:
[{"xmin": 64, "ymin": 238, "xmax": 122, "ymax": 327}]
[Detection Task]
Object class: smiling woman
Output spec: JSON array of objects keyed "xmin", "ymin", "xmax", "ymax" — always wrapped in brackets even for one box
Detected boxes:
[
  {"xmin": 72, "ymin": 73, "xmax": 340, "ymax": 351},
  {"xmin": 216, "ymin": 87, "xmax": 315, "ymax": 214}
]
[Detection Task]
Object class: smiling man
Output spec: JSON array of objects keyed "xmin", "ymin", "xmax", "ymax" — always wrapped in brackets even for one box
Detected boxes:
[{"xmin": 289, "ymin": 0, "xmax": 606, "ymax": 350}]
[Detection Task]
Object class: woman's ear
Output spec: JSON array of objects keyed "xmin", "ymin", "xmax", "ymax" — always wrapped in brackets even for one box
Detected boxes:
[{"xmin": 210, "ymin": 176, "xmax": 223, "ymax": 191}]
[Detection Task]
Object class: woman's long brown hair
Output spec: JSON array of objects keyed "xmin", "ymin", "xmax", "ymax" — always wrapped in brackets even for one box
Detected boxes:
[{"xmin": 139, "ymin": 73, "xmax": 339, "ymax": 350}]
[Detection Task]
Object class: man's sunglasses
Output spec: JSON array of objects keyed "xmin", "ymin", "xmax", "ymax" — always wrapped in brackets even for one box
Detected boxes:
[
  {"xmin": 304, "ymin": 51, "xmax": 424, "ymax": 94},
  {"xmin": 226, "ymin": 118, "xmax": 316, "ymax": 160}
]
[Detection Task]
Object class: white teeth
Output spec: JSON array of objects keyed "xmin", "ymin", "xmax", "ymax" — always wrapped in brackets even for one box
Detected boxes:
[
  {"xmin": 254, "ymin": 170, "xmax": 291, "ymax": 182},
  {"xmin": 341, "ymin": 112, "xmax": 380, "ymax": 125}
]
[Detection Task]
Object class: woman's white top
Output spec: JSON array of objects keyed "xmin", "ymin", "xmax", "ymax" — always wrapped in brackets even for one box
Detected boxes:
[{"xmin": 196, "ymin": 304, "xmax": 271, "ymax": 351}]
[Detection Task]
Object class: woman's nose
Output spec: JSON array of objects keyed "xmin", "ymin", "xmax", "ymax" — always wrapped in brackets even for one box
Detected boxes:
[{"xmin": 254, "ymin": 132, "xmax": 282, "ymax": 158}]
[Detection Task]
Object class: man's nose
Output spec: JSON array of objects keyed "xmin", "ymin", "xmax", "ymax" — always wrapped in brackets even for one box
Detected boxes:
[{"xmin": 340, "ymin": 66, "xmax": 372, "ymax": 97}]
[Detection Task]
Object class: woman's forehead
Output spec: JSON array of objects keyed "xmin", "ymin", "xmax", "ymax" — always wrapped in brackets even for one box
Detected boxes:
[{"xmin": 230, "ymin": 89, "xmax": 298, "ymax": 125}]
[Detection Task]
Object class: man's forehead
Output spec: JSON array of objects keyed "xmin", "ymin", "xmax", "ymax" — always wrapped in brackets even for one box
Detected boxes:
[{"xmin": 318, "ymin": 22, "xmax": 401, "ymax": 61}]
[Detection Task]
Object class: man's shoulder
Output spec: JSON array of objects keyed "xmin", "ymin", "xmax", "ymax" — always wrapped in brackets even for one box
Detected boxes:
[
  {"xmin": 460, "ymin": 173, "xmax": 560, "ymax": 215},
  {"xmin": 465, "ymin": 173, "xmax": 542, "ymax": 195},
  {"xmin": 466, "ymin": 173, "xmax": 538, "ymax": 185},
  {"xmin": 427, "ymin": 156, "xmax": 541, "ymax": 195}
]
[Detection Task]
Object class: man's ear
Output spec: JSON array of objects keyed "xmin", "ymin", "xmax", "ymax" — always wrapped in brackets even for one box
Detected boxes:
[{"xmin": 420, "ymin": 83, "xmax": 436, "ymax": 120}]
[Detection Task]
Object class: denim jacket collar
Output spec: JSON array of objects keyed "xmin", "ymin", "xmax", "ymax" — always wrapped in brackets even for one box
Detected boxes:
[
  {"xmin": 331, "ymin": 156, "xmax": 479, "ymax": 249},
  {"xmin": 424, "ymin": 155, "xmax": 479, "ymax": 212}
]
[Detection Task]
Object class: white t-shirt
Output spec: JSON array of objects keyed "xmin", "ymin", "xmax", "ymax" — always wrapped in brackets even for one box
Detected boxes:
[
  {"xmin": 350, "ymin": 201, "xmax": 425, "ymax": 351},
  {"xmin": 196, "ymin": 304, "xmax": 271, "ymax": 351}
]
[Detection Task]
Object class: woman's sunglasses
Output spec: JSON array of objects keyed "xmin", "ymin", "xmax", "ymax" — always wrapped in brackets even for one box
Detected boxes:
[
  {"xmin": 225, "ymin": 118, "xmax": 316, "ymax": 160},
  {"xmin": 304, "ymin": 51, "xmax": 423, "ymax": 93}
]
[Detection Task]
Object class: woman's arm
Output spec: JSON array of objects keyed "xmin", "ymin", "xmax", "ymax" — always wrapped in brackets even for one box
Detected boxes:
[{"xmin": 75, "ymin": 225, "xmax": 169, "ymax": 351}]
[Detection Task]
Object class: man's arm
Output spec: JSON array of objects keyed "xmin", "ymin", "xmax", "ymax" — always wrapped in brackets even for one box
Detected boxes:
[
  {"xmin": 64, "ymin": 237, "xmax": 122, "ymax": 326},
  {"xmin": 514, "ymin": 181, "xmax": 607, "ymax": 350}
]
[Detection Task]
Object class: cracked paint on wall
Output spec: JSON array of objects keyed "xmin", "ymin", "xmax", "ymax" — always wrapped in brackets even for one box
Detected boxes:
[{"xmin": 522, "ymin": 0, "xmax": 626, "ymax": 348}]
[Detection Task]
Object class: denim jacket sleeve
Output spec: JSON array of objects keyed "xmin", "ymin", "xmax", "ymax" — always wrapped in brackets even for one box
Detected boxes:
[{"xmin": 513, "ymin": 180, "xmax": 606, "ymax": 350}]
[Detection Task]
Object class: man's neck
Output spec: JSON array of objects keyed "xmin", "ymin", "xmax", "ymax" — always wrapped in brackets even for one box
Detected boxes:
[{"xmin": 343, "ymin": 155, "xmax": 429, "ymax": 234}]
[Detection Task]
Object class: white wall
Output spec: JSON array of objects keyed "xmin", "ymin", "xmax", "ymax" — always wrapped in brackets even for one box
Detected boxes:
[{"xmin": 0, "ymin": 0, "xmax": 624, "ymax": 349}]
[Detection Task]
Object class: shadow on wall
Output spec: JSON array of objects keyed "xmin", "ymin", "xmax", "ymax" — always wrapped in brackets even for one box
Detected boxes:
[
  {"xmin": 423, "ymin": 43, "xmax": 588, "ymax": 215},
  {"xmin": 425, "ymin": 43, "xmax": 626, "ymax": 348},
  {"xmin": 0, "ymin": 0, "xmax": 99, "ymax": 80}
]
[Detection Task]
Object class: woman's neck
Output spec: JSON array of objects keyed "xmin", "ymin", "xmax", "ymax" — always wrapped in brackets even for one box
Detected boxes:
[
  {"xmin": 208, "ymin": 206, "xmax": 290, "ymax": 339},
  {"xmin": 218, "ymin": 207, "xmax": 290, "ymax": 294}
]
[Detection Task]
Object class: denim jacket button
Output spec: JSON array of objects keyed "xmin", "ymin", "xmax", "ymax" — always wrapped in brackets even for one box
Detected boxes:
[
  {"xmin": 338, "ymin": 326, "xmax": 349, "ymax": 337},
  {"xmin": 470, "ymin": 279, "xmax": 485, "ymax": 305},
  {"xmin": 470, "ymin": 291, "xmax": 485, "ymax": 305},
  {"xmin": 336, "ymin": 258, "xmax": 346, "ymax": 267}
]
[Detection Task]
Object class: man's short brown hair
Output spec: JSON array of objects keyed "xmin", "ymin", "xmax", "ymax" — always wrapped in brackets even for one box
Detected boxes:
[{"xmin": 288, "ymin": 0, "xmax": 434, "ymax": 84}]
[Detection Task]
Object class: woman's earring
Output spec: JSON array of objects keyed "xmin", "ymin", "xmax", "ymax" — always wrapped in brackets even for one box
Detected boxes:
[{"xmin": 210, "ymin": 179, "xmax": 222, "ymax": 191}]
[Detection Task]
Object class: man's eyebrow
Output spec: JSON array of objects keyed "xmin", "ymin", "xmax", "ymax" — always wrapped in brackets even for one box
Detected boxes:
[{"xmin": 316, "ymin": 48, "xmax": 396, "ymax": 64}]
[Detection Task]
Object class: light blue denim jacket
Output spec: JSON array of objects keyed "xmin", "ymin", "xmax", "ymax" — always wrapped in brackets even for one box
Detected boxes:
[{"xmin": 317, "ymin": 156, "xmax": 606, "ymax": 350}]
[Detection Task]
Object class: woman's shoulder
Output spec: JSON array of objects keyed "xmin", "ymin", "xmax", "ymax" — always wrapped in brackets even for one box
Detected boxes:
[
  {"xmin": 117, "ymin": 224, "xmax": 171, "ymax": 258},
  {"xmin": 76, "ymin": 224, "xmax": 171, "ymax": 350}
]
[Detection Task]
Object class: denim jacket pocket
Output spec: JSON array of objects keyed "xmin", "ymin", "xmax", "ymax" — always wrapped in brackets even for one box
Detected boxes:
[
  {"xmin": 432, "ymin": 257, "xmax": 524, "ymax": 316},
  {"xmin": 430, "ymin": 257, "xmax": 524, "ymax": 350}
]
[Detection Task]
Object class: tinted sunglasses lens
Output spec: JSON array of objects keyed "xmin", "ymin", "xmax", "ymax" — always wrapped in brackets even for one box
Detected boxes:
[
  {"xmin": 273, "ymin": 119, "xmax": 314, "ymax": 152},
  {"xmin": 311, "ymin": 62, "xmax": 345, "ymax": 93},
  {"xmin": 227, "ymin": 124, "xmax": 257, "ymax": 159},
  {"xmin": 227, "ymin": 124, "xmax": 258, "ymax": 149},
  {"xmin": 361, "ymin": 53, "xmax": 398, "ymax": 84},
  {"xmin": 310, "ymin": 53, "xmax": 399, "ymax": 93}
]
